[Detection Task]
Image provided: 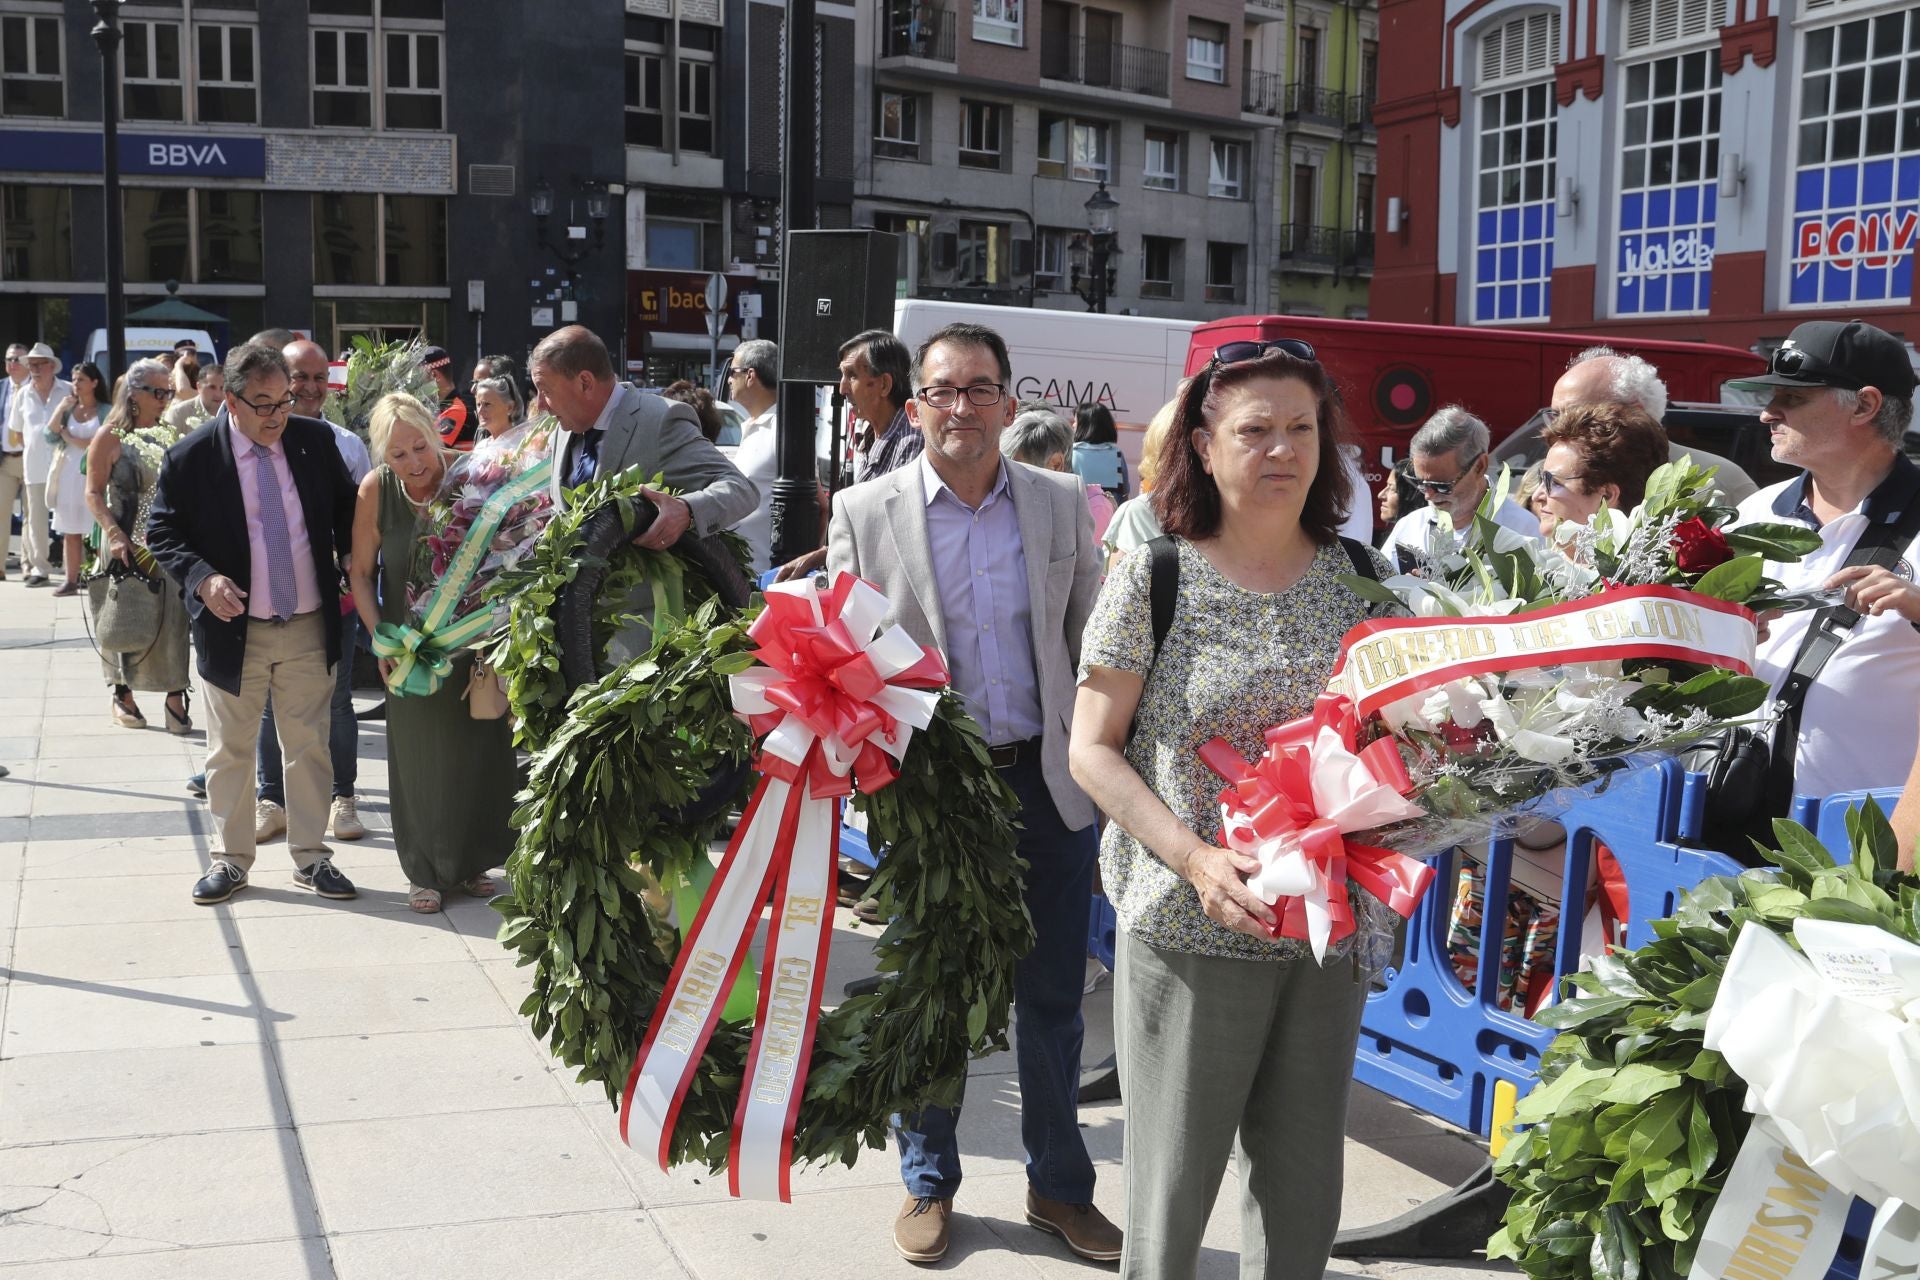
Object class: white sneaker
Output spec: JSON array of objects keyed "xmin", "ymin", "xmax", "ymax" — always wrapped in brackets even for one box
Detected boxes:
[
  {"xmin": 329, "ymin": 796, "xmax": 366, "ymax": 841},
  {"xmin": 254, "ymin": 799, "xmax": 288, "ymax": 842}
]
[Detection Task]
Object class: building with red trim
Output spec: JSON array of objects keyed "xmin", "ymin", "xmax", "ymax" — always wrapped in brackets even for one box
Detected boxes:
[{"xmin": 1370, "ymin": 0, "xmax": 1919, "ymax": 356}]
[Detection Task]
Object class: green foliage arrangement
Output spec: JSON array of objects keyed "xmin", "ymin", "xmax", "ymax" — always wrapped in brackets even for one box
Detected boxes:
[
  {"xmin": 1490, "ymin": 800, "xmax": 1917, "ymax": 1280},
  {"xmin": 490, "ymin": 601, "xmax": 1034, "ymax": 1170},
  {"xmin": 322, "ymin": 335, "xmax": 439, "ymax": 438}
]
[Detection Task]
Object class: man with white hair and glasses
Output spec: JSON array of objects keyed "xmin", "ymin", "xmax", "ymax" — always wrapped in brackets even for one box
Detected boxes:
[
  {"xmin": 1550, "ymin": 345, "xmax": 1758, "ymax": 504},
  {"xmin": 1386, "ymin": 404, "xmax": 1539, "ymax": 574}
]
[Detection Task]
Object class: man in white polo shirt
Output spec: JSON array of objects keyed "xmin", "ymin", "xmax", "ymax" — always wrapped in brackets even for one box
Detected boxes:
[
  {"xmin": 1386, "ymin": 404, "xmax": 1539, "ymax": 574},
  {"xmin": 1729, "ymin": 319, "xmax": 1920, "ymax": 801}
]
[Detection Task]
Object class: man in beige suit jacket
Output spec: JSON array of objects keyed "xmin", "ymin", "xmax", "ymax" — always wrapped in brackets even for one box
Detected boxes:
[{"xmin": 827, "ymin": 322, "xmax": 1119, "ymax": 1267}]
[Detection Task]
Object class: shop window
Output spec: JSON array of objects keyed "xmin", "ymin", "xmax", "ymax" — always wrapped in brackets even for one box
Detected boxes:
[
  {"xmin": 1471, "ymin": 11, "xmax": 1560, "ymax": 324},
  {"xmin": 123, "ymin": 189, "xmax": 194, "ymax": 282},
  {"xmin": 198, "ymin": 189, "xmax": 263, "ymax": 283},
  {"xmin": 1789, "ymin": 10, "xmax": 1920, "ymax": 308},
  {"xmin": 0, "ymin": 184, "xmax": 72, "ymax": 281},
  {"xmin": 313, "ymin": 193, "xmax": 444, "ymax": 286},
  {"xmin": 0, "ymin": 14, "xmax": 64, "ymax": 117}
]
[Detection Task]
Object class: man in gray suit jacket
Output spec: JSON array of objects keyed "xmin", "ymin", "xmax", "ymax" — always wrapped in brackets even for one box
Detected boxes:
[
  {"xmin": 827, "ymin": 322, "xmax": 1119, "ymax": 1267},
  {"xmin": 530, "ymin": 324, "xmax": 757, "ymax": 538},
  {"xmin": 530, "ymin": 325, "xmax": 758, "ymax": 662}
]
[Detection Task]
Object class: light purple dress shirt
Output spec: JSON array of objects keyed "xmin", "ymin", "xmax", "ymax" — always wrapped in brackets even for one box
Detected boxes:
[{"xmin": 919, "ymin": 453, "xmax": 1041, "ymax": 745}]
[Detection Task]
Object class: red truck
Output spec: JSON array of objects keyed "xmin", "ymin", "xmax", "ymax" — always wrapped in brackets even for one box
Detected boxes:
[{"xmin": 1184, "ymin": 316, "xmax": 1765, "ymax": 488}]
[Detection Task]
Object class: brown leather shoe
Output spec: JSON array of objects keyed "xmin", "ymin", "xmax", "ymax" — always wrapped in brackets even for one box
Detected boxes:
[
  {"xmin": 894, "ymin": 1194, "xmax": 953, "ymax": 1264},
  {"xmin": 1026, "ymin": 1189, "xmax": 1123, "ymax": 1263}
]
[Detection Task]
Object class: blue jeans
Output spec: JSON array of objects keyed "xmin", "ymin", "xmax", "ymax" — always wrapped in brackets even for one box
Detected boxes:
[
  {"xmin": 895, "ymin": 752, "xmax": 1098, "ymax": 1202},
  {"xmin": 259, "ymin": 612, "xmax": 359, "ymax": 803}
]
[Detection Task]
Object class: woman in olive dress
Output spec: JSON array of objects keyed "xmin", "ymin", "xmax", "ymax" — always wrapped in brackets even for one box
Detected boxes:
[
  {"xmin": 83, "ymin": 358, "xmax": 192, "ymax": 732},
  {"xmin": 348, "ymin": 393, "xmax": 518, "ymax": 912}
]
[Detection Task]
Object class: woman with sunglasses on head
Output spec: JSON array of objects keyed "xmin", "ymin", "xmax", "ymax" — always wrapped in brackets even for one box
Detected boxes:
[
  {"xmin": 83, "ymin": 359, "xmax": 192, "ymax": 731},
  {"xmin": 1069, "ymin": 339, "xmax": 1398, "ymax": 1279},
  {"xmin": 1536, "ymin": 401, "xmax": 1669, "ymax": 544},
  {"xmin": 47, "ymin": 361, "xmax": 106, "ymax": 597}
]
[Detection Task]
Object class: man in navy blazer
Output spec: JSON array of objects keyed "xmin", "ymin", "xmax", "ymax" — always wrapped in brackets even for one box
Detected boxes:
[{"xmin": 147, "ymin": 342, "xmax": 360, "ymax": 905}]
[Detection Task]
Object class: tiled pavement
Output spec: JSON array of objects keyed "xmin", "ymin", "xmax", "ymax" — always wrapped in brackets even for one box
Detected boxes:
[{"xmin": 0, "ymin": 577, "xmax": 1514, "ymax": 1278}]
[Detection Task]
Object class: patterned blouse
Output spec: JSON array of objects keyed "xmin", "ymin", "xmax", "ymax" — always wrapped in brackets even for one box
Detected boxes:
[{"xmin": 1079, "ymin": 537, "xmax": 1397, "ymax": 961}]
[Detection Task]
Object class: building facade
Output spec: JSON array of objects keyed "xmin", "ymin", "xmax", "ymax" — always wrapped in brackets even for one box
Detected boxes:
[
  {"xmin": 0, "ymin": 0, "xmax": 632, "ymax": 372},
  {"xmin": 853, "ymin": 0, "xmax": 1273, "ymax": 319},
  {"xmin": 1370, "ymin": 0, "xmax": 1920, "ymax": 354},
  {"xmin": 1244, "ymin": 0, "xmax": 1378, "ymax": 318}
]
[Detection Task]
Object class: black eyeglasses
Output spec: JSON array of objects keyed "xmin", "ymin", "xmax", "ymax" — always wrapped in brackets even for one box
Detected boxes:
[
  {"xmin": 1768, "ymin": 343, "xmax": 1861, "ymax": 389},
  {"xmin": 135, "ymin": 385, "xmax": 174, "ymax": 400},
  {"xmin": 917, "ymin": 384, "xmax": 1006, "ymax": 410},
  {"xmin": 1207, "ymin": 338, "xmax": 1318, "ymax": 369},
  {"xmin": 234, "ymin": 393, "xmax": 295, "ymax": 416},
  {"xmin": 1395, "ymin": 455, "xmax": 1484, "ymax": 497}
]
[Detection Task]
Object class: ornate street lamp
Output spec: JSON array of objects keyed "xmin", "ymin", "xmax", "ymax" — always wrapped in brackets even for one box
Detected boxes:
[{"xmin": 1070, "ymin": 181, "xmax": 1120, "ymax": 313}]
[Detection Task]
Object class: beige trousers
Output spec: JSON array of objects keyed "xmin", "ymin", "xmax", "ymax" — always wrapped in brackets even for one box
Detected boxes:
[
  {"xmin": 203, "ymin": 612, "xmax": 334, "ymax": 871},
  {"xmin": 21, "ymin": 480, "xmax": 51, "ymax": 576},
  {"xmin": 0, "ymin": 453, "xmax": 21, "ymax": 572}
]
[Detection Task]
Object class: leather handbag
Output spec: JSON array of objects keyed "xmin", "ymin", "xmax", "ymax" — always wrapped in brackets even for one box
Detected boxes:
[
  {"xmin": 464, "ymin": 655, "xmax": 509, "ymax": 720},
  {"xmin": 87, "ymin": 561, "xmax": 164, "ymax": 654}
]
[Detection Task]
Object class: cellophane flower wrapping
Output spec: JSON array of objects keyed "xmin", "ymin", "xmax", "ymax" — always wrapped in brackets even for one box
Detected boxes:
[
  {"xmin": 1335, "ymin": 457, "xmax": 1826, "ymax": 861},
  {"xmin": 401, "ymin": 417, "xmax": 560, "ymax": 632},
  {"xmin": 323, "ymin": 336, "xmax": 440, "ymax": 440}
]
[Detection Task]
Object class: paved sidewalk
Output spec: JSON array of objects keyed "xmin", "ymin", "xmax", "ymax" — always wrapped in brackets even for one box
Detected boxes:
[{"xmin": 0, "ymin": 579, "xmax": 1514, "ymax": 1278}]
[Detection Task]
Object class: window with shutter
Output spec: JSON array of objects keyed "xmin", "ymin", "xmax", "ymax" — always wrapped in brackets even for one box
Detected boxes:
[
  {"xmin": 1479, "ymin": 11, "xmax": 1560, "ymax": 86},
  {"xmin": 1472, "ymin": 10, "xmax": 1560, "ymax": 324},
  {"xmin": 1622, "ymin": 0, "xmax": 1721, "ymax": 55}
]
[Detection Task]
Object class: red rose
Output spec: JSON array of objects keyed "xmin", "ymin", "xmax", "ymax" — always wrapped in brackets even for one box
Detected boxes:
[{"xmin": 1672, "ymin": 517, "xmax": 1733, "ymax": 574}]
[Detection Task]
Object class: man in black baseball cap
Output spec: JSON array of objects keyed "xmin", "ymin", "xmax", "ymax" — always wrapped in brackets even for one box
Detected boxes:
[{"xmin": 1727, "ymin": 318, "xmax": 1920, "ymax": 805}]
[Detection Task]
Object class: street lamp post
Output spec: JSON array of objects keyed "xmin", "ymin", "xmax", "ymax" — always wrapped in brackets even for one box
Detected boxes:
[
  {"xmin": 529, "ymin": 178, "xmax": 611, "ymax": 319},
  {"xmin": 91, "ymin": 1, "xmax": 127, "ymax": 380},
  {"xmin": 1070, "ymin": 181, "xmax": 1119, "ymax": 314}
]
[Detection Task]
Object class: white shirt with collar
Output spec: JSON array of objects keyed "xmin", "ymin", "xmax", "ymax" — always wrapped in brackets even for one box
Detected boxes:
[
  {"xmin": 1387, "ymin": 495, "xmax": 1539, "ymax": 574},
  {"xmin": 730, "ymin": 407, "xmax": 777, "ymax": 576},
  {"xmin": 11, "ymin": 378, "xmax": 73, "ymax": 483},
  {"xmin": 1734, "ymin": 457, "xmax": 1920, "ymax": 799}
]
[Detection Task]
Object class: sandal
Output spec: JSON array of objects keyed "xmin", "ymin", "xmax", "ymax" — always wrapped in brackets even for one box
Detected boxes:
[
  {"xmin": 459, "ymin": 874, "xmax": 497, "ymax": 898},
  {"xmin": 164, "ymin": 692, "xmax": 192, "ymax": 735},
  {"xmin": 111, "ymin": 694, "xmax": 146, "ymax": 729},
  {"xmin": 408, "ymin": 886, "xmax": 443, "ymax": 914}
]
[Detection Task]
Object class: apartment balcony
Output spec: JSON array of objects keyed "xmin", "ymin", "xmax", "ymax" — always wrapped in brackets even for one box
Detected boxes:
[
  {"xmin": 1284, "ymin": 82, "xmax": 1347, "ymax": 129},
  {"xmin": 1244, "ymin": 0, "xmax": 1286, "ymax": 24},
  {"xmin": 882, "ymin": 2, "xmax": 956, "ymax": 61},
  {"xmin": 1243, "ymin": 69, "xmax": 1286, "ymax": 116},
  {"xmin": 1277, "ymin": 224, "xmax": 1341, "ymax": 272},
  {"xmin": 1343, "ymin": 229, "xmax": 1375, "ymax": 274},
  {"xmin": 1345, "ymin": 92, "xmax": 1376, "ymax": 138},
  {"xmin": 1040, "ymin": 32, "xmax": 1170, "ymax": 98}
]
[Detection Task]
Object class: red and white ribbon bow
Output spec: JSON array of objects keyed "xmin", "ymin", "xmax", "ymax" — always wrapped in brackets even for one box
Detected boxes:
[
  {"xmin": 620, "ymin": 574, "xmax": 947, "ymax": 1201},
  {"xmin": 1199, "ymin": 693, "xmax": 1434, "ymax": 964}
]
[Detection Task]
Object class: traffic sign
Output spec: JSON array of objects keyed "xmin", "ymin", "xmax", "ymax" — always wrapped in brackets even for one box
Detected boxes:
[{"xmin": 703, "ymin": 273, "xmax": 728, "ymax": 314}]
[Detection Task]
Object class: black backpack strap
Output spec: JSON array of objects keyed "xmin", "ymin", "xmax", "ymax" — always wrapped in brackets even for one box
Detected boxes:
[
  {"xmin": 1339, "ymin": 536, "xmax": 1380, "ymax": 582},
  {"xmin": 1146, "ymin": 535, "xmax": 1179, "ymax": 659}
]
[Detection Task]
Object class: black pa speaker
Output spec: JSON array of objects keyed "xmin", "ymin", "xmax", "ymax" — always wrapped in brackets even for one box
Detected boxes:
[{"xmin": 779, "ymin": 230, "xmax": 900, "ymax": 383}]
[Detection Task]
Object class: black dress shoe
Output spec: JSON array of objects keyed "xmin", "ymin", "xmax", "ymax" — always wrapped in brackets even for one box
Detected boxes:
[
  {"xmin": 192, "ymin": 861, "xmax": 249, "ymax": 904},
  {"xmin": 294, "ymin": 858, "xmax": 357, "ymax": 899}
]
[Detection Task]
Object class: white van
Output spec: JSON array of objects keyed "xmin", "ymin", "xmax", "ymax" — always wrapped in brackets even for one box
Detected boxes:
[
  {"xmin": 83, "ymin": 327, "xmax": 218, "ymax": 371},
  {"xmin": 893, "ymin": 300, "xmax": 1198, "ymax": 466}
]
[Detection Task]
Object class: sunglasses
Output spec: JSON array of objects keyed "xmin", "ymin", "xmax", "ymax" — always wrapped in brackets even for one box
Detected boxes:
[
  {"xmin": 1540, "ymin": 467, "xmax": 1585, "ymax": 496},
  {"xmin": 1208, "ymin": 338, "xmax": 1318, "ymax": 369},
  {"xmin": 1395, "ymin": 455, "xmax": 1482, "ymax": 497},
  {"xmin": 1768, "ymin": 343, "xmax": 1861, "ymax": 389}
]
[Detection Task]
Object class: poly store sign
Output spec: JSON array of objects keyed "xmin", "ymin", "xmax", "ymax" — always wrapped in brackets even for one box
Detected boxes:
[{"xmin": 1789, "ymin": 158, "xmax": 1919, "ymax": 307}]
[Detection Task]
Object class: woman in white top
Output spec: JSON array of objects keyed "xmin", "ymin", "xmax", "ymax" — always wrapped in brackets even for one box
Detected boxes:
[{"xmin": 46, "ymin": 360, "xmax": 105, "ymax": 597}]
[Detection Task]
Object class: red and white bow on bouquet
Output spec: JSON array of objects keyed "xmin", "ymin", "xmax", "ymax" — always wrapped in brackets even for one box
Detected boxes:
[
  {"xmin": 620, "ymin": 574, "xmax": 948, "ymax": 1202},
  {"xmin": 1199, "ymin": 693, "xmax": 1436, "ymax": 964}
]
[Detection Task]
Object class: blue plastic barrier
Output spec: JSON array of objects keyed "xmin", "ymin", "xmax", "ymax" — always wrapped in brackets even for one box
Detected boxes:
[
  {"xmin": 1088, "ymin": 893, "xmax": 1117, "ymax": 972},
  {"xmin": 1355, "ymin": 758, "xmax": 1744, "ymax": 1139}
]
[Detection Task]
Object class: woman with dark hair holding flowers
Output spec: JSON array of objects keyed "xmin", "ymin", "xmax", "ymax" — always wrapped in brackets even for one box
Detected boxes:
[{"xmin": 1068, "ymin": 341, "xmax": 1394, "ymax": 1278}]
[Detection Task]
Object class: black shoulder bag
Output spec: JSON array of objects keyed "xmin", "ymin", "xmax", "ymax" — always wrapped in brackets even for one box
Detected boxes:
[{"xmin": 1685, "ymin": 496, "xmax": 1920, "ymax": 856}]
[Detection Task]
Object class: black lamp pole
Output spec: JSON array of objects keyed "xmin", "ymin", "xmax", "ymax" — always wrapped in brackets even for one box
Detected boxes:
[
  {"xmin": 91, "ymin": 2, "xmax": 127, "ymax": 381},
  {"xmin": 1084, "ymin": 181, "xmax": 1118, "ymax": 315},
  {"xmin": 770, "ymin": 0, "xmax": 820, "ymax": 567}
]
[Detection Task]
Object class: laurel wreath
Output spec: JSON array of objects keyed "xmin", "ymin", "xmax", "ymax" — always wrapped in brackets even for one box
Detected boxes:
[{"xmin": 485, "ymin": 472, "xmax": 1034, "ymax": 1171}]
